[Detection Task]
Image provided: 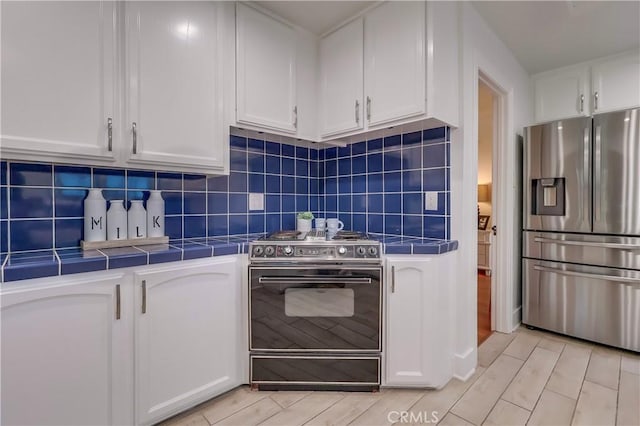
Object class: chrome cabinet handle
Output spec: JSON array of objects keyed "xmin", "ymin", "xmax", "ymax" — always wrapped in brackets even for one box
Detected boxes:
[
  {"xmin": 355, "ymin": 100, "xmax": 360, "ymax": 124},
  {"xmin": 579, "ymin": 94, "xmax": 584, "ymax": 113},
  {"xmin": 533, "ymin": 265, "xmax": 640, "ymax": 284},
  {"xmin": 107, "ymin": 118, "xmax": 113, "ymax": 151},
  {"xmin": 115, "ymin": 284, "xmax": 121, "ymax": 320},
  {"xmin": 141, "ymin": 280, "xmax": 147, "ymax": 314},
  {"xmin": 594, "ymin": 91, "xmax": 599, "ymax": 111},
  {"xmin": 533, "ymin": 237, "xmax": 639, "ymax": 250},
  {"xmin": 391, "ymin": 265, "xmax": 395, "ymax": 293},
  {"xmin": 366, "ymin": 96, "xmax": 371, "ymax": 121},
  {"xmin": 132, "ymin": 122, "xmax": 137, "ymax": 154},
  {"xmin": 293, "ymin": 106, "xmax": 298, "ymax": 129}
]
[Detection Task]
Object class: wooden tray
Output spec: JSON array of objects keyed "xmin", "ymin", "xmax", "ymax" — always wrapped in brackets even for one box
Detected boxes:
[{"xmin": 81, "ymin": 236, "xmax": 169, "ymax": 250}]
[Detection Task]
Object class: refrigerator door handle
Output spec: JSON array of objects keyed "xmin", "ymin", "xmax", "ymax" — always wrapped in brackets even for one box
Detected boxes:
[
  {"xmin": 533, "ymin": 265, "xmax": 640, "ymax": 284},
  {"xmin": 533, "ymin": 237, "xmax": 640, "ymax": 250},
  {"xmin": 594, "ymin": 125, "xmax": 602, "ymax": 222},
  {"xmin": 583, "ymin": 125, "xmax": 590, "ymax": 224}
]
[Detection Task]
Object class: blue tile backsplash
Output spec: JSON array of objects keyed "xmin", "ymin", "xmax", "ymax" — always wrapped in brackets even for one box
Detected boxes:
[{"xmin": 0, "ymin": 126, "xmax": 450, "ymax": 256}]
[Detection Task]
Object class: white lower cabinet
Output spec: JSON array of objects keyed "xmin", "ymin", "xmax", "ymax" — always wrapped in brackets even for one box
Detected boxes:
[
  {"xmin": 133, "ymin": 257, "xmax": 241, "ymax": 425},
  {"xmin": 384, "ymin": 254, "xmax": 454, "ymax": 388},
  {"xmin": 0, "ymin": 272, "xmax": 133, "ymax": 426},
  {"xmin": 0, "ymin": 256, "xmax": 243, "ymax": 426}
]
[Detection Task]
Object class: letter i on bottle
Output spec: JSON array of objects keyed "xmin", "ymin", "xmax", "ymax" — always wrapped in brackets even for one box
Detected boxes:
[{"xmin": 107, "ymin": 200, "xmax": 127, "ymax": 240}]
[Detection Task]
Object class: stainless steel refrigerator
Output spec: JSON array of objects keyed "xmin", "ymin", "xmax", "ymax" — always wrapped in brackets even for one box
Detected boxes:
[{"xmin": 522, "ymin": 108, "xmax": 640, "ymax": 352}]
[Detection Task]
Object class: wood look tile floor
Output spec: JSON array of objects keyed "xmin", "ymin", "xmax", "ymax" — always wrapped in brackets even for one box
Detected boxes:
[{"xmin": 160, "ymin": 327, "xmax": 640, "ymax": 426}]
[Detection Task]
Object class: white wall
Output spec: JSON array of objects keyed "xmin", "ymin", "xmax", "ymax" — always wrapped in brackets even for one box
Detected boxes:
[{"xmin": 450, "ymin": 2, "xmax": 532, "ymax": 380}]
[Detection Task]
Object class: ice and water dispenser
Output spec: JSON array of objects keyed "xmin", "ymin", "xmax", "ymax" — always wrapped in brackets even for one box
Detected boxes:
[{"xmin": 530, "ymin": 177, "xmax": 565, "ymax": 216}]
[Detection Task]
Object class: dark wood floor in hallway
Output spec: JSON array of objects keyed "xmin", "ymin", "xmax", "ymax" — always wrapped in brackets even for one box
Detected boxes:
[{"xmin": 478, "ymin": 271, "xmax": 491, "ymax": 345}]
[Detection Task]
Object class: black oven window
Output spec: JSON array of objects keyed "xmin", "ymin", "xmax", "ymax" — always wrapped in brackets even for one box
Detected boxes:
[{"xmin": 284, "ymin": 287, "xmax": 355, "ymax": 317}]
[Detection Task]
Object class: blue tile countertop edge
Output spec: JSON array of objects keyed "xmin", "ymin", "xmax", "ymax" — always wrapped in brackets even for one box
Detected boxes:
[{"xmin": 1, "ymin": 234, "xmax": 458, "ymax": 283}]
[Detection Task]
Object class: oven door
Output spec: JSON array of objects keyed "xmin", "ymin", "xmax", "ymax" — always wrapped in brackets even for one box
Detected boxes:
[{"xmin": 249, "ymin": 266, "xmax": 382, "ymax": 352}]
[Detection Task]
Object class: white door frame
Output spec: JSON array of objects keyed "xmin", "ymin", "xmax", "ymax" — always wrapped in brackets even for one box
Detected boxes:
[{"xmin": 476, "ymin": 69, "xmax": 514, "ymax": 334}]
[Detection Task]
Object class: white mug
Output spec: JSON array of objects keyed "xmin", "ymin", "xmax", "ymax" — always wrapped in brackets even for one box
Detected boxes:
[
  {"xmin": 326, "ymin": 218, "xmax": 344, "ymax": 232},
  {"xmin": 315, "ymin": 218, "xmax": 326, "ymax": 231}
]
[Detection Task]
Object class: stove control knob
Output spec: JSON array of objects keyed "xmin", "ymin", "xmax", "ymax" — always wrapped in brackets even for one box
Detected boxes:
[
  {"xmin": 264, "ymin": 246, "xmax": 275, "ymax": 256},
  {"xmin": 283, "ymin": 246, "xmax": 293, "ymax": 256},
  {"xmin": 253, "ymin": 246, "xmax": 264, "ymax": 256},
  {"xmin": 368, "ymin": 246, "xmax": 378, "ymax": 256},
  {"xmin": 337, "ymin": 246, "xmax": 347, "ymax": 255},
  {"xmin": 356, "ymin": 246, "xmax": 367, "ymax": 256}
]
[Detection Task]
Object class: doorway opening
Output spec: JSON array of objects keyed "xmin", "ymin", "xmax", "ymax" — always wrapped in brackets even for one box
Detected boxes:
[{"xmin": 477, "ymin": 77, "xmax": 500, "ymax": 346}]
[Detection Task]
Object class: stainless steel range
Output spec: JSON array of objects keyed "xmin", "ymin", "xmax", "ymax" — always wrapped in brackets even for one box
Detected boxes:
[{"xmin": 248, "ymin": 230, "xmax": 382, "ymax": 391}]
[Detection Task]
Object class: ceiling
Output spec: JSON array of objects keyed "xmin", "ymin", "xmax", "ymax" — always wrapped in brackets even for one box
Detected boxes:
[
  {"xmin": 254, "ymin": 1, "xmax": 639, "ymax": 75},
  {"xmin": 472, "ymin": 1, "xmax": 640, "ymax": 74},
  {"xmin": 254, "ymin": 1, "xmax": 376, "ymax": 35}
]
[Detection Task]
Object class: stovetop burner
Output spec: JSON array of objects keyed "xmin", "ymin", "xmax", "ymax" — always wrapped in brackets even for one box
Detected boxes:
[
  {"xmin": 332, "ymin": 231, "xmax": 369, "ymax": 241},
  {"xmin": 264, "ymin": 230, "xmax": 304, "ymax": 241},
  {"xmin": 261, "ymin": 230, "xmax": 369, "ymax": 242}
]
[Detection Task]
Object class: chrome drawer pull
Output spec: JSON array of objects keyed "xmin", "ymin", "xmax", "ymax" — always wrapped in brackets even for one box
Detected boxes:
[
  {"xmin": 533, "ymin": 237, "xmax": 640, "ymax": 250},
  {"xmin": 259, "ymin": 276, "xmax": 371, "ymax": 284},
  {"xmin": 533, "ymin": 265, "xmax": 640, "ymax": 284}
]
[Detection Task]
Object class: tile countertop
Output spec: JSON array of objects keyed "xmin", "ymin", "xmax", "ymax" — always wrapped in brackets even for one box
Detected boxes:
[{"xmin": 0, "ymin": 234, "xmax": 458, "ymax": 283}]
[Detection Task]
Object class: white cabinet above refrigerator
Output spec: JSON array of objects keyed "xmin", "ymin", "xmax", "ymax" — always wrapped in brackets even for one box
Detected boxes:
[{"xmin": 533, "ymin": 50, "xmax": 640, "ymax": 123}]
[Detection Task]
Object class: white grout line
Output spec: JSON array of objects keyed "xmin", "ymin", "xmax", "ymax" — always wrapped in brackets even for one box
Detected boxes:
[{"xmin": 97, "ymin": 249, "xmax": 109, "ymax": 269}]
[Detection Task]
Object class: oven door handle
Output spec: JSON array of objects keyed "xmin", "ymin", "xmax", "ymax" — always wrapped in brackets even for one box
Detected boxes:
[{"xmin": 258, "ymin": 276, "xmax": 372, "ymax": 285}]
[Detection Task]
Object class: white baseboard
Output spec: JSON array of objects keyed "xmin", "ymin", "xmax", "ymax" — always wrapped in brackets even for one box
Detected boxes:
[
  {"xmin": 511, "ymin": 306, "xmax": 522, "ymax": 332},
  {"xmin": 453, "ymin": 346, "xmax": 476, "ymax": 381}
]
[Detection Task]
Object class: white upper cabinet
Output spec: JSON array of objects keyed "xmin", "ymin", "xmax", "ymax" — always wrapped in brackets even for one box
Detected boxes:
[
  {"xmin": 533, "ymin": 50, "xmax": 640, "ymax": 123},
  {"xmin": 319, "ymin": 18, "xmax": 364, "ymax": 137},
  {"xmin": 365, "ymin": 1, "xmax": 426, "ymax": 127},
  {"xmin": 125, "ymin": 2, "xmax": 227, "ymax": 174},
  {"xmin": 1, "ymin": 273, "xmax": 132, "ymax": 426},
  {"xmin": 134, "ymin": 257, "xmax": 241, "ymax": 425},
  {"xmin": 317, "ymin": 1, "xmax": 458, "ymax": 141},
  {"xmin": 1, "ymin": 2, "xmax": 228, "ymax": 174},
  {"xmin": 591, "ymin": 51, "xmax": 640, "ymax": 114},
  {"xmin": 0, "ymin": 1, "xmax": 117, "ymax": 164},
  {"xmin": 236, "ymin": 3, "xmax": 297, "ymax": 133},
  {"xmin": 533, "ymin": 64, "xmax": 590, "ymax": 123}
]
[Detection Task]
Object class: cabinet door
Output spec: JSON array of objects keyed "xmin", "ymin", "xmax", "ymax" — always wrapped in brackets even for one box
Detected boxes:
[
  {"xmin": 134, "ymin": 258, "xmax": 240, "ymax": 425},
  {"xmin": 319, "ymin": 18, "xmax": 364, "ymax": 137},
  {"xmin": 591, "ymin": 52, "xmax": 640, "ymax": 114},
  {"xmin": 533, "ymin": 65, "xmax": 590, "ymax": 123},
  {"xmin": 125, "ymin": 2, "xmax": 226, "ymax": 173},
  {"xmin": 236, "ymin": 3, "xmax": 297, "ymax": 133},
  {"xmin": 1, "ymin": 274, "xmax": 130, "ymax": 426},
  {"xmin": 385, "ymin": 256, "xmax": 451, "ymax": 387},
  {"xmin": 0, "ymin": 1, "xmax": 116, "ymax": 163},
  {"xmin": 364, "ymin": 2, "xmax": 425, "ymax": 127}
]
